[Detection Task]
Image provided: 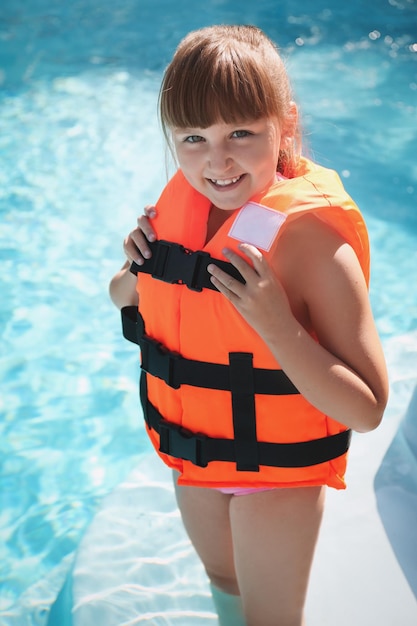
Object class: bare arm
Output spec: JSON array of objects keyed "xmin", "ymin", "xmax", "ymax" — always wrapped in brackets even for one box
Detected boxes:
[
  {"xmin": 109, "ymin": 260, "xmax": 138, "ymax": 309},
  {"xmin": 207, "ymin": 215, "xmax": 388, "ymax": 433},
  {"xmin": 109, "ymin": 206, "xmax": 157, "ymax": 310}
]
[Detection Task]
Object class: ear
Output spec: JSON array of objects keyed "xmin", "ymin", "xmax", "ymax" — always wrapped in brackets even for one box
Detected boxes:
[{"xmin": 281, "ymin": 101, "xmax": 298, "ymax": 145}]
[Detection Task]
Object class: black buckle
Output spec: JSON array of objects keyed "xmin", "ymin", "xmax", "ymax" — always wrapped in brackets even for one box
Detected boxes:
[
  {"xmin": 158, "ymin": 420, "xmax": 208, "ymax": 467},
  {"xmin": 152, "ymin": 240, "xmax": 210, "ymax": 292},
  {"xmin": 140, "ymin": 336, "xmax": 181, "ymax": 389}
]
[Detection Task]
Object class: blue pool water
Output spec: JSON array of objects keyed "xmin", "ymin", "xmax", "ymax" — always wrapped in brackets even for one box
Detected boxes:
[{"xmin": 0, "ymin": 0, "xmax": 416, "ymax": 624}]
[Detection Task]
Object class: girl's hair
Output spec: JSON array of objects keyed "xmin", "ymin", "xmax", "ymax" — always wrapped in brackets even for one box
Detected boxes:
[{"xmin": 159, "ymin": 25, "xmax": 301, "ymax": 177}]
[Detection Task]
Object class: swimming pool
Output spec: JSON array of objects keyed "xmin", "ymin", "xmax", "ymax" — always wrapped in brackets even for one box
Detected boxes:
[{"xmin": 0, "ymin": 0, "xmax": 416, "ymax": 624}]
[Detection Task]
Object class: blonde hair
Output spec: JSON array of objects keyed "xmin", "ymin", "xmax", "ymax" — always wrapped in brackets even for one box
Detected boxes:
[{"xmin": 159, "ymin": 25, "xmax": 301, "ymax": 177}]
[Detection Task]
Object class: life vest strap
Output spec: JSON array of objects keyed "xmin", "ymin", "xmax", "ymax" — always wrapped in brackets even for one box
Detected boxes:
[
  {"xmin": 142, "ymin": 388, "xmax": 352, "ymax": 470},
  {"xmin": 229, "ymin": 352, "xmax": 259, "ymax": 472},
  {"xmin": 130, "ymin": 239, "xmax": 245, "ymax": 292},
  {"xmin": 128, "ymin": 307, "xmax": 351, "ymax": 471},
  {"xmin": 121, "ymin": 306, "xmax": 299, "ymax": 395}
]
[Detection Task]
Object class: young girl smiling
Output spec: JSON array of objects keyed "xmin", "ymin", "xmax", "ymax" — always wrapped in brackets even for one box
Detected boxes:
[{"xmin": 110, "ymin": 25, "xmax": 388, "ymax": 626}]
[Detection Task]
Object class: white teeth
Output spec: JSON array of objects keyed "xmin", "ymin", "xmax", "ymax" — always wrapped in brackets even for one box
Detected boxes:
[{"xmin": 211, "ymin": 175, "xmax": 241, "ymax": 187}]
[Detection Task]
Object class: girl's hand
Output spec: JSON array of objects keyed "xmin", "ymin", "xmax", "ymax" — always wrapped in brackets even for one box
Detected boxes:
[
  {"xmin": 123, "ymin": 205, "xmax": 157, "ymax": 265},
  {"xmin": 207, "ymin": 244, "xmax": 291, "ymax": 341}
]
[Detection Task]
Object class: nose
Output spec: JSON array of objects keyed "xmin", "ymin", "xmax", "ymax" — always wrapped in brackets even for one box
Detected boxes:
[{"xmin": 207, "ymin": 144, "xmax": 232, "ymax": 174}]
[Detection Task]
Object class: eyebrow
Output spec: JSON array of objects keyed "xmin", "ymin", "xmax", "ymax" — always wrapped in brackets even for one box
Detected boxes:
[{"xmin": 173, "ymin": 127, "xmax": 202, "ymax": 134}]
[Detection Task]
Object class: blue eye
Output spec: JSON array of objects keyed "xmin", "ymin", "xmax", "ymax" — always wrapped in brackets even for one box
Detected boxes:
[
  {"xmin": 232, "ymin": 130, "xmax": 251, "ymax": 138},
  {"xmin": 185, "ymin": 135, "xmax": 204, "ymax": 143}
]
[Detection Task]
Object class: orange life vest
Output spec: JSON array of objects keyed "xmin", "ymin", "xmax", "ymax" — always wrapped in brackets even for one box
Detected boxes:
[{"xmin": 123, "ymin": 157, "xmax": 370, "ymax": 490}]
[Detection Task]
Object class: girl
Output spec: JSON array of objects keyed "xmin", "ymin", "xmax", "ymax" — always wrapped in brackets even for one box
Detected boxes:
[{"xmin": 110, "ymin": 25, "xmax": 388, "ymax": 626}]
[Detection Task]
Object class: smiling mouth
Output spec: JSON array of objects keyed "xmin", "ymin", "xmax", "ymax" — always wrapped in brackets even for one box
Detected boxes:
[{"xmin": 209, "ymin": 175, "xmax": 243, "ymax": 187}]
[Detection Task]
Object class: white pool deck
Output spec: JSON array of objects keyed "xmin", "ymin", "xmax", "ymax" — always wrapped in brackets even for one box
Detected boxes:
[{"xmin": 70, "ymin": 332, "xmax": 417, "ymax": 626}]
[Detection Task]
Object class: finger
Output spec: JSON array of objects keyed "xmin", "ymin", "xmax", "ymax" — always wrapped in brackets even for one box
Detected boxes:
[
  {"xmin": 143, "ymin": 204, "xmax": 157, "ymax": 219},
  {"xmin": 207, "ymin": 263, "xmax": 245, "ymax": 299},
  {"xmin": 137, "ymin": 213, "xmax": 156, "ymax": 243},
  {"xmin": 237, "ymin": 242, "xmax": 264, "ymax": 264},
  {"xmin": 123, "ymin": 236, "xmax": 139, "ymax": 264},
  {"xmin": 208, "ymin": 274, "xmax": 239, "ymax": 301},
  {"xmin": 123, "ymin": 229, "xmax": 151, "ymax": 265},
  {"xmin": 221, "ymin": 245, "xmax": 264, "ymax": 280}
]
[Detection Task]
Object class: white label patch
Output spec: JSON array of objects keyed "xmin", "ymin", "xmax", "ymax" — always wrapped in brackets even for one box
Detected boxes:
[{"xmin": 228, "ymin": 202, "xmax": 287, "ymax": 251}]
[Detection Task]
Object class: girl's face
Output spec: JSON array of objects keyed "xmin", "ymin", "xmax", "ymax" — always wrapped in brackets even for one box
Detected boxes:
[{"xmin": 172, "ymin": 117, "xmax": 284, "ymax": 211}]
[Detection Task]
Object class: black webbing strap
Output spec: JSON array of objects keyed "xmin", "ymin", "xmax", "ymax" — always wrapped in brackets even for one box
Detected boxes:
[
  {"xmin": 229, "ymin": 353, "xmax": 259, "ymax": 472},
  {"xmin": 121, "ymin": 305, "xmax": 139, "ymax": 345},
  {"xmin": 141, "ymin": 385, "xmax": 352, "ymax": 469},
  {"xmin": 129, "ymin": 239, "xmax": 245, "ymax": 292},
  {"xmin": 124, "ymin": 298, "xmax": 351, "ymax": 471},
  {"xmin": 135, "ymin": 324, "xmax": 351, "ymax": 471},
  {"xmin": 121, "ymin": 306, "xmax": 300, "ymax": 396}
]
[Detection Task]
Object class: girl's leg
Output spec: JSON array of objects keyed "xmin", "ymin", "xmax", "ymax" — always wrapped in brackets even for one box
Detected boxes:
[
  {"xmin": 173, "ymin": 473, "xmax": 245, "ymax": 624},
  {"xmin": 173, "ymin": 472, "xmax": 238, "ymax": 594},
  {"xmin": 230, "ymin": 486, "xmax": 326, "ymax": 626},
  {"xmin": 174, "ymin": 473, "xmax": 325, "ymax": 626}
]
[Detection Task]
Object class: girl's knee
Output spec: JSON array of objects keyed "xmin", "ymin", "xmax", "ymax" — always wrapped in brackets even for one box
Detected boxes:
[{"xmin": 205, "ymin": 569, "xmax": 240, "ymax": 596}]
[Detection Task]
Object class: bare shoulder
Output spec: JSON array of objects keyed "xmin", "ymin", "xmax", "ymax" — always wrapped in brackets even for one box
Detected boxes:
[
  {"xmin": 277, "ymin": 213, "xmax": 352, "ymax": 260},
  {"xmin": 274, "ymin": 212, "xmax": 371, "ymax": 343},
  {"xmin": 275, "ymin": 213, "xmax": 364, "ymax": 291}
]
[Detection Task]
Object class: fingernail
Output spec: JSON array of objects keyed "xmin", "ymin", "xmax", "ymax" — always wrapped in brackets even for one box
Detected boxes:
[
  {"xmin": 143, "ymin": 250, "xmax": 151, "ymax": 259},
  {"xmin": 147, "ymin": 233, "xmax": 156, "ymax": 242}
]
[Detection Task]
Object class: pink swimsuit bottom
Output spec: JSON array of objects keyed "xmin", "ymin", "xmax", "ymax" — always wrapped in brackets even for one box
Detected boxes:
[{"xmin": 217, "ymin": 487, "xmax": 273, "ymax": 496}]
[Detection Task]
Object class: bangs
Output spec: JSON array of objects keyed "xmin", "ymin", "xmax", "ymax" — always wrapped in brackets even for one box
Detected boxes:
[{"xmin": 159, "ymin": 40, "xmax": 279, "ymax": 129}]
